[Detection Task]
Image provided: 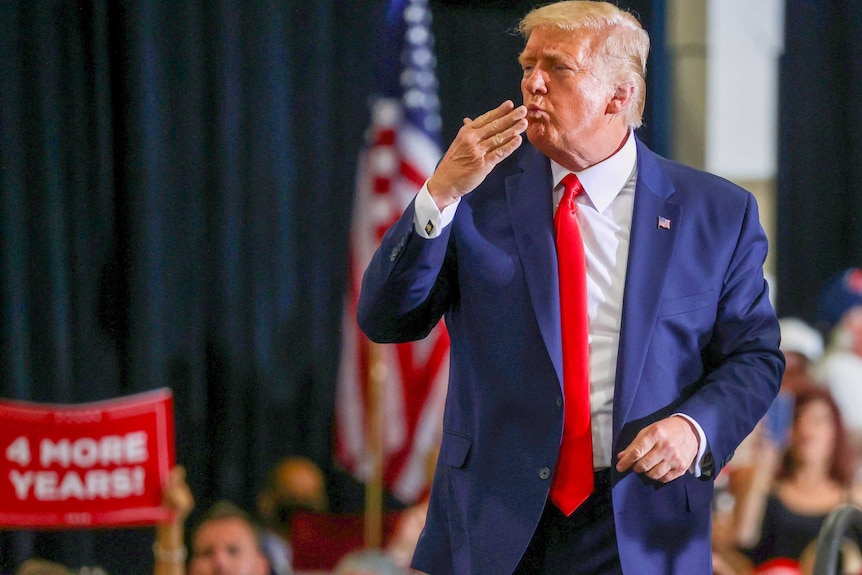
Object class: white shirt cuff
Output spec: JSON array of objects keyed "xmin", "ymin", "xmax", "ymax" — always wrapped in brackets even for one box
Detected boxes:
[
  {"xmin": 414, "ymin": 181, "xmax": 460, "ymax": 238},
  {"xmin": 673, "ymin": 413, "xmax": 710, "ymax": 478}
]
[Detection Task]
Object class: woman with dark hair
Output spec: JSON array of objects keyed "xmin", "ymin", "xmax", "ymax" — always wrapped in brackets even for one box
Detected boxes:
[{"xmin": 729, "ymin": 385, "xmax": 860, "ymax": 571}]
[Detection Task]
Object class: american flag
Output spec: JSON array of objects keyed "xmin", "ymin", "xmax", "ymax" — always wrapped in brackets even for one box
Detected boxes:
[{"xmin": 335, "ymin": 0, "xmax": 449, "ymax": 505}]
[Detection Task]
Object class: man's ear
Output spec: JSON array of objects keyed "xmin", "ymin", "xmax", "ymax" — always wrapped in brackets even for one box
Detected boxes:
[{"xmin": 606, "ymin": 84, "xmax": 635, "ymax": 115}]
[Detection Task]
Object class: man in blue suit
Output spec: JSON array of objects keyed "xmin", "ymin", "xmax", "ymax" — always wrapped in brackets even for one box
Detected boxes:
[{"xmin": 358, "ymin": 2, "xmax": 784, "ymax": 574}]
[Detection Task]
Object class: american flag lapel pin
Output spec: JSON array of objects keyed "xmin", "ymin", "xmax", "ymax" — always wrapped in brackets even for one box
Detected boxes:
[{"xmin": 657, "ymin": 216, "xmax": 671, "ymax": 230}]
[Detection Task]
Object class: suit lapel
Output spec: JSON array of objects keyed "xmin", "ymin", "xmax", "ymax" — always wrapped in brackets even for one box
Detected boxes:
[
  {"xmin": 504, "ymin": 140, "xmax": 680, "ymax": 409},
  {"xmin": 507, "ymin": 148, "xmax": 564, "ymax": 386},
  {"xmin": 613, "ymin": 139, "xmax": 681, "ymax": 435}
]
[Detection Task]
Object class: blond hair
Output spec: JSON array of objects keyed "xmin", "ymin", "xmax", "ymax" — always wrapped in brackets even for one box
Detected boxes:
[{"xmin": 519, "ymin": 1, "xmax": 650, "ymax": 128}]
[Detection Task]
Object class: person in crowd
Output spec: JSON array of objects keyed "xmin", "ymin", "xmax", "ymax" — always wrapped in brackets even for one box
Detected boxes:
[
  {"xmin": 813, "ymin": 267, "xmax": 862, "ymax": 450},
  {"xmin": 13, "ymin": 467, "xmax": 192, "ymax": 575},
  {"xmin": 256, "ymin": 456, "xmax": 328, "ymax": 575},
  {"xmin": 815, "ymin": 304, "xmax": 862, "ymax": 454},
  {"xmin": 384, "ymin": 444, "xmax": 437, "ymax": 570},
  {"xmin": 777, "ymin": 317, "xmax": 825, "ymax": 396},
  {"xmin": 157, "ymin": 466, "xmax": 275, "ymax": 575},
  {"xmin": 154, "ymin": 465, "xmax": 196, "ymax": 575},
  {"xmin": 711, "ymin": 318, "xmax": 825, "ymax": 573},
  {"xmin": 814, "ymin": 268, "xmax": 862, "ymax": 339},
  {"xmin": 385, "ymin": 497, "xmax": 429, "ymax": 571},
  {"xmin": 719, "ymin": 316, "xmax": 824, "ymax": 485},
  {"xmin": 188, "ymin": 500, "xmax": 270, "ymax": 575},
  {"xmin": 722, "ymin": 386, "xmax": 859, "ymax": 573},
  {"xmin": 356, "ymin": 1, "xmax": 783, "ymax": 573}
]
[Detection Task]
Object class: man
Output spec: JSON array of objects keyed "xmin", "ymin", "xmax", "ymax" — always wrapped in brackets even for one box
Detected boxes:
[
  {"xmin": 256, "ymin": 456, "xmax": 328, "ymax": 575},
  {"xmin": 190, "ymin": 501, "xmax": 270, "ymax": 575},
  {"xmin": 357, "ymin": 2, "xmax": 783, "ymax": 574}
]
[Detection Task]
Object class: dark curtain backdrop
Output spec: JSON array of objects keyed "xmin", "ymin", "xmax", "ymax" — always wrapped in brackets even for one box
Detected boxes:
[
  {"xmin": 776, "ymin": 0, "xmax": 862, "ymax": 325},
  {"xmin": 0, "ymin": 1, "xmax": 664, "ymax": 572}
]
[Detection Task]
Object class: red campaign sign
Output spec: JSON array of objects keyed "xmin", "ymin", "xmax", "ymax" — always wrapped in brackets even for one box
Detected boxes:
[{"xmin": 0, "ymin": 388, "xmax": 175, "ymax": 529}]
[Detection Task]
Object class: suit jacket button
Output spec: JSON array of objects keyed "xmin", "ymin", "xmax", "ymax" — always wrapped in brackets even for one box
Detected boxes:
[
  {"xmin": 555, "ymin": 396, "xmax": 563, "ymax": 408},
  {"xmin": 539, "ymin": 467, "xmax": 551, "ymax": 480}
]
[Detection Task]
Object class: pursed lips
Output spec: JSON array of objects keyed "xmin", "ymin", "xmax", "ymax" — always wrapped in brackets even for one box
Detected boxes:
[{"xmin": 526, "ymin": 107, "xmax": 548, "ymax": 121}]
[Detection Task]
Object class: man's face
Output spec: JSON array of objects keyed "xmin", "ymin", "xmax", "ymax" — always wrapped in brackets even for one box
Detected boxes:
[
  {"xmin": 519, "ymin": 26, "xmax": 613, "ymax": 166},
  {"xmin": 190, "ymin": 517, "xmax": 269, "ymax": 575}
]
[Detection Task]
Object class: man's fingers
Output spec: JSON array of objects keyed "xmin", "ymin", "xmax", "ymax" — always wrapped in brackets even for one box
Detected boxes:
[
  {"xmin": 486, "ymin": 119, "xmax": 527, "ymax": 152},
  {"xmin": 481, "ymin": 109, "xmax": 527, "ymax": 145},
  {"xmin": 634, "ymin": 453, "xmax": 660, "ymax": 475},
  {"xmin": 465, "ymin": 102, "xmax": 527, "ymax": 147},
  {"xmin": 618, "ymin": 443, "xmax": 681, "ymax": 483},
  {"xmin": 459, "ymin": 103, "xmax": 526, "ymax": 165},
  {"xmin": 487, "ymin": 134, "xmax": 523, "ymax": 162},
  {"xmin": 615, "ymin": 439, "xmax": 652, "ymax": 472},
  {"xmin": 615, "ymin": 417, "xmax": 699, "ymax": 483},
  {"xmin": 470, "ymin": 100, "xmax": 517, "ymax": 129},
  {"xmin": 454, "ymin": 104, "xmax": 525, "ymax": 154}
]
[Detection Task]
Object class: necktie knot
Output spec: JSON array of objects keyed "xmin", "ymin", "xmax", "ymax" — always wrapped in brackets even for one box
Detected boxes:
[
  {"xmin": 556, "ymin": 173, "xmax": 584, "ymax": 233},
  {"xmin": 561, "ymin": 173, "xmax": 584, "ymax": 202}
]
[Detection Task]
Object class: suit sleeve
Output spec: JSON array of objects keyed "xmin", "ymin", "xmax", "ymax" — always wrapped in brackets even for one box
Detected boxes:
[
  {"xmin": 677, "ymin": 193, "xmax": 784, "ymax": 475},
  {"xmin": 357, "ymin": 198, "xmax": 455, "ymax": 343}
]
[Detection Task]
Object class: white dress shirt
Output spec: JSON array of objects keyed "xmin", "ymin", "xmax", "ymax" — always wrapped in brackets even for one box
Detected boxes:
[
  {"xmin": 413, "ymin": 131, "xmax": 708, "ymax": 474},
  {"xmin": 547, "ymin": 134, "xmax": 635, "ymax": 469}
]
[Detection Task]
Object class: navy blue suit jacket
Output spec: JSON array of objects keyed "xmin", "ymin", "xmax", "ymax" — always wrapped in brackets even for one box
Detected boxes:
[{"xmin": 358, "ymin": 137, "xmax": 784, "ymax": 575}]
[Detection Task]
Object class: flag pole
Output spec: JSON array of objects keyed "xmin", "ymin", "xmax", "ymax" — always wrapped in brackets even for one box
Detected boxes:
[{"xmin": 364, "ymin": 341, "xmax": 387, "ymax": 549}]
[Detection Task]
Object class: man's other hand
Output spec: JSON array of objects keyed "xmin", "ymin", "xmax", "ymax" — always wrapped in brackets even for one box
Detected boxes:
[{"xmin": 615, "ymin": 415, "xmax": 699, "ymax": 483}]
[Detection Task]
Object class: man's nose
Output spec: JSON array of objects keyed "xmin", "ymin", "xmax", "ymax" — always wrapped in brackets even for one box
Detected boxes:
[
  {"xmin": 522, "ymin": 68, "xmax": 546, "ymax": 93},
  {"xmin": 213, "ymin": 552, "xmax": 231, "ymax": 573}
]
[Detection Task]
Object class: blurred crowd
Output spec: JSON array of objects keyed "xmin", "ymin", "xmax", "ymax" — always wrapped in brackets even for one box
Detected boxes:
[
  {"xmin": 11, "ymin": 267, "xmax": 862, "ymax": 575},
  {"xmin": 712, "ymin": 268, "xmax": 862, "ymax": 575},
  {"xmin": 14, "ymin": 455, "xmax": 428, "ymax": 575}
]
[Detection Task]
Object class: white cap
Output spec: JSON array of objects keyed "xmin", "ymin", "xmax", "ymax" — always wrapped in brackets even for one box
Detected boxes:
[{"xmin": 779, "ymin": 317, "xmax": 824, "ymax": 362}]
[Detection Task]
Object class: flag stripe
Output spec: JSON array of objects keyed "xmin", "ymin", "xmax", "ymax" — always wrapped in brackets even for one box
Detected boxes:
[{"xmin": 335, "ymin": 0, "xmax": 447, "ymax": 504}]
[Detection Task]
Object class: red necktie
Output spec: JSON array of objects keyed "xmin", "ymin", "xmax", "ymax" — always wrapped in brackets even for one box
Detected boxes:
[{"xmin": 550, "ymin": 173, "xmax": 594, "ymax": 516}]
